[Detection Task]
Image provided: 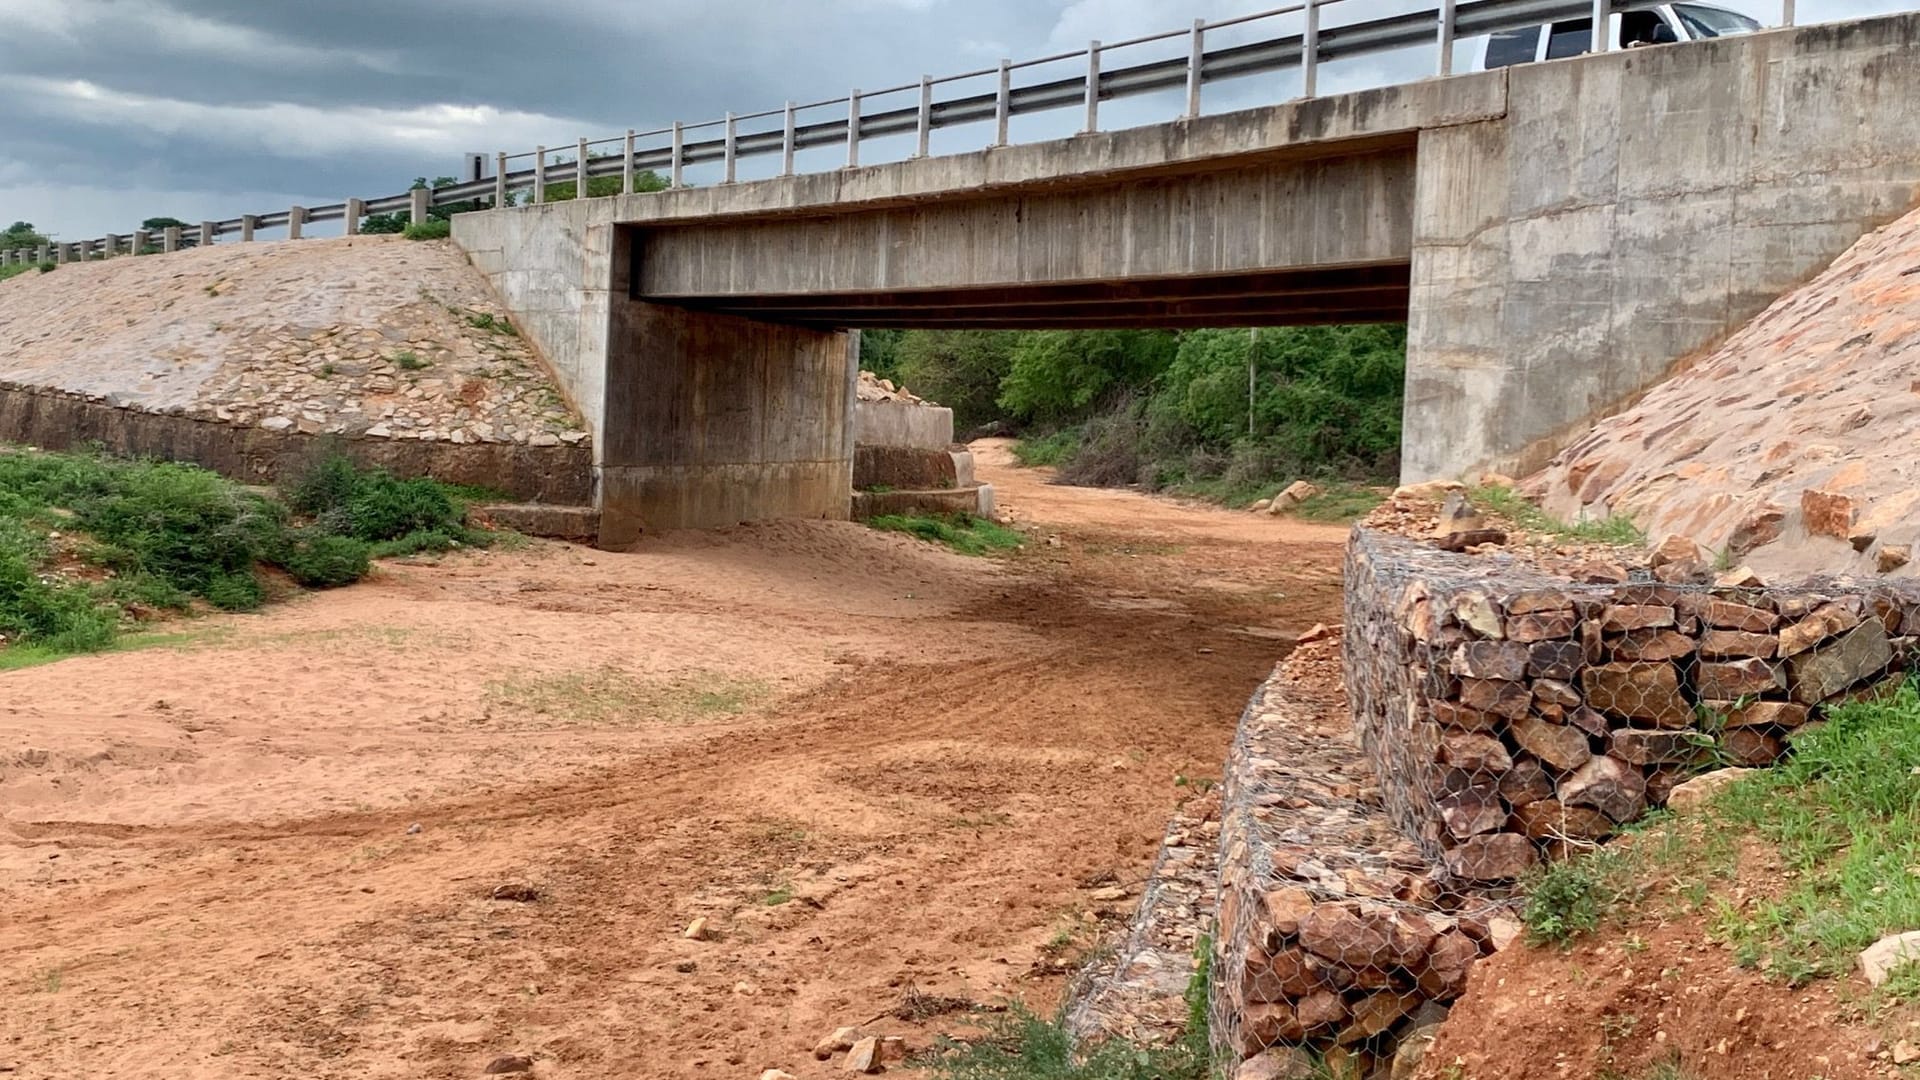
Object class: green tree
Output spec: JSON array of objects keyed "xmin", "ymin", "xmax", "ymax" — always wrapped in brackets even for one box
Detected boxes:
[
  {"xmin": 996, "ymin": 329, "xmax": 1178, "ymax": 426},
  {"xmin": 891, "ymin": 330, "xmax": 1021, "ymax": 431},
  {"xmin": 1, "ymin": 222, "xmax": 48, "ymax": 253}
]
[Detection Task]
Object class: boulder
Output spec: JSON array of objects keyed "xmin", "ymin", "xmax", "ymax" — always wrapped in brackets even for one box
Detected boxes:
[
  {"xmin": 1858, "ymin": 932, "xmax": 1920, "ymax": 987},
  {"xmin": 1788, "ymin": 619, "xmax": 1893, "ymax": 703},
  {"xmin": 1443, "ymin": 833, "xmax": 1537, "ymax": 882},
  {"xmin": 1582, "ymin": 662, "xmax": 1691, "ymax": 727},
  {"xmin": 1665, "ymin": 768, "xmax": 1753, "ymax": 812},
  {"xmin": 1299, "ymin": 905, "xmax": 1397, "ymax": 969},
  {"xmin": 843, "ymin": 1037, "xmax": 882, "ymax": 1074},
  {"xmin": 1235, "ymin": 1047, "xmax": 1316, "ymax": 1080},
  {"xmin": 1559, "ymin": 755, "xmax": 1647, "ymax": 822},
  {"xmin": 815, "ymin": 1027, "xmax": 863, "ymax": 1060},
  {"xmin": 1512, "ymin": 716, "xmax": 1594, "ymax": 771}
]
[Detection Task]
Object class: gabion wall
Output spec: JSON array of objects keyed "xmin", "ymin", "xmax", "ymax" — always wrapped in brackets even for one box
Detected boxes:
[
  {"xmin": 1210, "ymin": 644, "xmax": 1511, "ymax": 1075},
  {"xmin": 1343, "ymin": 528, "xmax": 1920, "ymax": 883}
]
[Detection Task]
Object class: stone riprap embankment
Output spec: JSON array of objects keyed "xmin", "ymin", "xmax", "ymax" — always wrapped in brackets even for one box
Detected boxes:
[
  {"xmin": 0, "ymin": 235, "xmax": 590, "ymax": 501},
  {"xmin": 1529, "ymin": 202, "xmax": 1920, "ymax": 582},
  {"xmin": 1344, "ymin": 529, "xmax": 1920, "ymax": 883}
]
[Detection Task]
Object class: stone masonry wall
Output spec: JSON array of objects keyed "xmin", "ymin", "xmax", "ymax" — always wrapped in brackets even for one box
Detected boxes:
[
  {"xmin": 0, "ymin": 384, "xmax": 591, "ymax": 505},
  {"xmin": 1343, "ymin": 528, "xmax": 1920, "ymax": 884}
]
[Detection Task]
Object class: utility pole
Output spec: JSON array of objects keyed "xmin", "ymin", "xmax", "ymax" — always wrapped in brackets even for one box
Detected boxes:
[{"xmin": 1248, "ymin": 326, "xmax": 1260, "ymax": 438}]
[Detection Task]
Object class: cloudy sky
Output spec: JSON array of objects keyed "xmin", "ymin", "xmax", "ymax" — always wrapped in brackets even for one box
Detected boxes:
[{"xmin": 2, "ymin": 0, "xmax": 1908, "ymax": 240}]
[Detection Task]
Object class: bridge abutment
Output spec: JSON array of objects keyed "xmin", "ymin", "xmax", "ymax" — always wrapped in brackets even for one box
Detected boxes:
[
  {"xmin": 1404, "ymin": 14, "xmax": 1920, "ymax": 481},
  {"xmin": 598, "ymin": 231, "xmax": 855, "ymax": 545}
]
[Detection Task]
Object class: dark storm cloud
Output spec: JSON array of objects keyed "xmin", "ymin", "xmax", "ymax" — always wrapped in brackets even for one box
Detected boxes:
[{"xmin": 0, "ymin": 0, "xmax": 1909, "ymax": 238}]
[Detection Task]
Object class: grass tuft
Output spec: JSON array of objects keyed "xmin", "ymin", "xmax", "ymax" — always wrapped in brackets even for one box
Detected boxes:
[
  {"xmin": 1516, "ymin": 678, "xmax": 1920, "ymax": 1010},
  {"xmin": 1469, "ymin": 484, "xmax": 1644, "ymax": 545},
  {"xmin": 926, "ymin": 936, "xmax": 1210, "ymax": 1080},
  {"xmin": 402, "ymin": 219, "xmax": 452, "ymax": 241},
  {"xmin": 869, "ymin": 513, "xmax": 1023, "ymax": 556}
]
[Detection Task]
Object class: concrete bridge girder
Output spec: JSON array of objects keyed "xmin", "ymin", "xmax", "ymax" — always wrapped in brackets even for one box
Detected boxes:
[{"xmin": 453, "ymin": 12, "xmax": 1920, "ymax": 540}]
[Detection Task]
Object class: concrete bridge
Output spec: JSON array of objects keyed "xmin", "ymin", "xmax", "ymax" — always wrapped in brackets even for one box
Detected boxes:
[{"xmin": 452, "ymin": 13, "xmax": 1920, "ymax": 545}]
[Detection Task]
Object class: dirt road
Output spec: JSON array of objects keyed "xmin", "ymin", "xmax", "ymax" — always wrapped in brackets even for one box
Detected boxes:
[{"xmin": 0, "ymin": 445, "xmax": 1347, "ymax": 1079}]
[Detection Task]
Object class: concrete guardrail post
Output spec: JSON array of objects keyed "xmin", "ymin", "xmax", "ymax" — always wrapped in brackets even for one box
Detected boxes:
[
  {"xmin": 995, "ymin": 60, "xmax": 1012, "ymax": 146},
  {"xmin": 288, "ymin": 206, "xmax": 306, "ymax": 240},
  {"xmin": 163, "ymin": 227, "xmax": 181, "ymax": 253},
  {"xmin": 198, "ymin": 221, "xmax": 215, "ymax": 248},
  {"xmin": 847, "ymin": 90, "xmax": 862, "ymax": 168},
  {"xmin": 130, "ymin": 231, "xmax": 148, "ymax": 256},
  {"xmin": 534, "ymin": 146, "xmax": 547, "ymax": 204},
  {"xmin": 622, "ymin": 130, "xmax": 635, "ymax": 194},
  {"xmin": 1302, "ymin": 0, "xmax": 1320, "ymax": 96},
  {"xmin": 495, "ymin": 152, "xmax": 508, "ymax": 207},
  {"xmin": 345, "ymin": 198, "xmax": 364, "ymax": 236},
  {"xmin": 36, "ymin": 243, "xmax": 50, "ymax": 264},
  {"xmin": 240, "ymin": 215, "xmax": 256, "ymax": 242},
  {"xmin": 54, "ymin": 243, "xmax": 68, "ymax": 265},
  {"xmin": 1084, "ymin": 41, "xmax": 1101, "ymax": 132},
  {"xmin": 782, "ymin": 103, "xmax": 797, "ymax": 177},
  {"xmin": 1186, "ymin": 20, "xmax": 1205, "ymax": 118},
  {"xmin": 577, "ymin": 137, "xmax": 590, "ymax": 196},
  {"xmin": 409, "ymin": 186, "xmax": 430, "ymax": 225}
]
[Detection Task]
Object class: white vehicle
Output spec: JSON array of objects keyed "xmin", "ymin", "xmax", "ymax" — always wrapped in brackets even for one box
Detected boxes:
[{"xmin": 1472, "ymin": 3, "xmax": 1764, "ymax": 68}]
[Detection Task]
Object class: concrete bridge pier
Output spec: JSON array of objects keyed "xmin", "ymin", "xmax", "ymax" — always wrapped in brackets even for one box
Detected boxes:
[{"xmin": 596, "ymin": 229, "xmax": 855, "ymax": 546}]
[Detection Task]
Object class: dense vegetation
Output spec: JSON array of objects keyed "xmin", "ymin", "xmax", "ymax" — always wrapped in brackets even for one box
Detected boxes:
[
  {"xmin": 0, "ymin": 447, "xmax": 498, "ymax": 667},
  {"xmin": 862, "ymin": 325, "xmax": 1405, "ymax": 504}
]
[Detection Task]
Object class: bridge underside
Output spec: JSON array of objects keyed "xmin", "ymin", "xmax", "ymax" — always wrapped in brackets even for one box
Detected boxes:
[{"xmin": 645, "ymin": 263, "xmax": 1411, "ymax": 331}]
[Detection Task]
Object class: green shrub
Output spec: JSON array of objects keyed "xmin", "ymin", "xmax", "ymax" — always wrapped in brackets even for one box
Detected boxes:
[
  {"xmin": 0, "ymin": 522, "xmax": 118, "ymax": 650},
  {"xmin": 1011, "ymin": 429, "xmax": 1081, "ymax": 467},
  {"xmin": 73, "ymin": 461, "xmax": 284, "ymax": 610},
  {"xmin": 403, "ymin": 219, "xmax": 452, "ymax": 241},
  {"xmin": 283, "ymin": 453, "xmax": 483, "ymax": 554},
  {"xmin": 1521, "ymin": 847, "xmax": 1633, "ymax": 945},
  {"xmin": 280, "ymin": 532, "xmax": 373, "ymax": 587},
  {"xmin": 0, "ymin": 447, "xmax": 510, "ymax": 665}
]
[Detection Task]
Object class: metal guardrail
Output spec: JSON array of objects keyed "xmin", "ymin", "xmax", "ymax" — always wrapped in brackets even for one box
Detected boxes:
[{"xmin": 4, "ymin": 0, "xmax": 1800, "ymax": 267}]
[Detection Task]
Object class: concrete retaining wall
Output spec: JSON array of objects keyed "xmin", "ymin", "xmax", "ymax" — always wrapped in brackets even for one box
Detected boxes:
[
  {"xmin": 854, "ymin": 401, "xmax": 953, "ymax": 452},
  {"xmin": 1343, "ymin": 529, "xmax": 1920, "ymax": 881},
  {"xmin": 0, "ymin": 384, "xmax": 591, "ymax": 503}
]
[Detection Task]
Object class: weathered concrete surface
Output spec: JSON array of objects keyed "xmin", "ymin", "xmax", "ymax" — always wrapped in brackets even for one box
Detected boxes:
[
  {"xmin": 0, "ymin": 384, "xmax": 591, "ymax": 503},
  {"xmin": 635, "ymin": 152, "xmax": 1415, "ymax": 300},
  {"xmin": 1405, "ymin": 13, "xmax": 1920, "ymax": 481},
  {"xmin": 854, "ymin": 400, "xmax": 953, "ymax": 452},
  {"xmin": 598, "ymin": 244, "xmax": 855, "ymax": 542}
]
